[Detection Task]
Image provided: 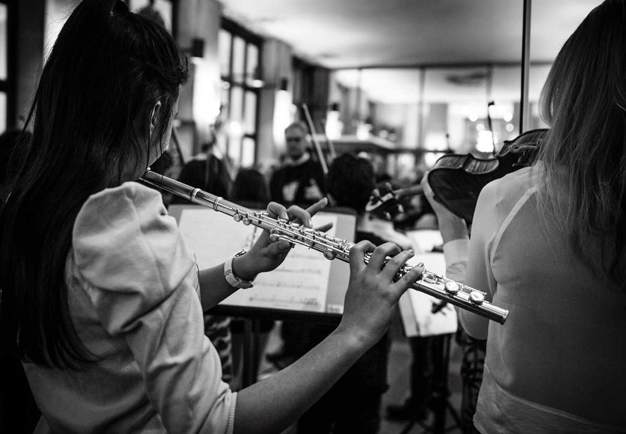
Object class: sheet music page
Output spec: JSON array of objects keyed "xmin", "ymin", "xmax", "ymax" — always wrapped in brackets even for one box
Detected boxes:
[
  {"xmin": 405, "ymin": 253, "xmax": 458, "ymax": 336},
  {"xmin": 406, "ymin": 230, "xmax": 443, "ymax": 254},
  {"xmin": 224, "ymin": 214, "xmax": 337, "ymax": 312},
  {"xmin": 178, "ymin": 208, "xmax": 338, "ymax": 313}
]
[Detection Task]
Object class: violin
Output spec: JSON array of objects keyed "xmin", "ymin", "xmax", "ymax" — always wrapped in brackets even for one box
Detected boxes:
[
  {"xmin": 366, "ymin": 183, "xmax": 423, "ymax": 220},
  {"xmin": 427, "ymin": 128, "xmax": 548, "ymax": 224}
]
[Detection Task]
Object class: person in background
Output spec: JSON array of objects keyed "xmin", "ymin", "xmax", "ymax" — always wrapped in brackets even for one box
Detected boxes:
[
  {"xmin": 228, "ymin": 168, "xmax": 273, "ymax": 387},
  {"xmin": 231, "ymin": 168, "xmax": 270, "ymax": 206},
  {"xmin": 0, "ymin": 3, "xmax": 423, "ymax": 433},
  {"xmin": 174, "ymin": 138, "xmax": 231, "ymax": 201},
  {"xmin": 294, "ymin": 153, "xmax": 400, "ymax": 434},
  {"xmin": 423, "ymin": 1, "xmax": 626, "ymax": 432},
  {"xmin": 267, "ymin": 122, "xmax": 328, "ymax": 370},
  {"xmin": 172, "ymin": 138, "xmax": 234, "ymax": 383},
  {"xmin": 270, "ymin": 122, "xmax": 325, "ymax": 207}
]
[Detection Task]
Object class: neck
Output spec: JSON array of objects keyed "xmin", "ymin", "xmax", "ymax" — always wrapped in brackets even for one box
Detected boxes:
[{"xmin": 286, "ymin": 153, "xmax": 309, "ymax": 166}]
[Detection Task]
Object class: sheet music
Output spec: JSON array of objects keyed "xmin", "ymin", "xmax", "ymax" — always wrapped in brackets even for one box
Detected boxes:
[
  {"xmin": 178, "ymin": 208, "xmax": 337, "ymax": 313},
  {"xmin": 402, "ymin": 253, "xmax": 458, "ymax": 336},
  {"xmin": 224, "ymin": 214, "xmax": 337, "ymax": 312}
]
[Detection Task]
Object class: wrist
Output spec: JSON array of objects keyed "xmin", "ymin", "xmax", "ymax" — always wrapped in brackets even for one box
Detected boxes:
[
  {"xmin": 333, "ymin": 321, "xmax": 378, "ymax": 351},
  {"xmin": 232, "ymin": 253, "xmax": 259, "ymax": 282}
]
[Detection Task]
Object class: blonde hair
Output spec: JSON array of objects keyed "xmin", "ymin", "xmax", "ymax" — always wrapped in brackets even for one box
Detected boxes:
[{"xmin": 537, "ymin": 0, "xmax": 626, "ymax": 288}]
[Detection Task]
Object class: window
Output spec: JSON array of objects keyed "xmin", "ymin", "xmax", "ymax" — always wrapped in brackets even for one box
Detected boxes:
[{"xmin": 219, "ymin": 18, "xmax": 262, "ymax": 168}]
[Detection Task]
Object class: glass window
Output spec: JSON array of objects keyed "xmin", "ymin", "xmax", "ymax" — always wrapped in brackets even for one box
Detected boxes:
[
  {"xmin": 244, "ymin": 91, "xmax": 257, "ymax": 134},
  {"xmin": 241, "ymin": 137, "xmax": 255, "ymax": 168},
  {"xmin": 232, "ymin": 37, "xmax": 245, "ymax": 81},
  {"xmin": 229, "ymin": 136, "xmax": 242, "ymax": 166},
  {"xmin": 219, "ymin": 29, "xmax": 232, "ymax": 77},
  {"xmin": 246, "ymin": 44, "xmax": 259, "ymax": 80},
  {"xmin": 221, "ymin": 82, "xmax": 230, "ymax": 114},
  {"xmin": 221, "ymin": 21, "xmax": 261, "ymax": 168},
  {"xmin": 230, "ymin": 86, "xmax": 243, "ymax": 122}
]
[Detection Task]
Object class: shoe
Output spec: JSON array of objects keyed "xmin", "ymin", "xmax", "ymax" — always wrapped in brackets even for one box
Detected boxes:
[{"xmin": 386, "ymin": 399, "xmax": 427, "ymax": 421}]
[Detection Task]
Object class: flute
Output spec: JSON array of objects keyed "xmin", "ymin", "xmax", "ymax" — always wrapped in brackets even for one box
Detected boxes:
[{"xmin": 140, "ymin": 170, "xmax": 509, "ymax": 324}]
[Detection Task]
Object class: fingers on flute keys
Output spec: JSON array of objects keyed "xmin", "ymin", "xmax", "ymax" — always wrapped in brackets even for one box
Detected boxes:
[
  {"xmin": 349, "ymin": 240, "xmax": 375, "ymax": 274},
  {"xmin": 266, "ymin": 201, "xmax": 289, "ymax": 220}
]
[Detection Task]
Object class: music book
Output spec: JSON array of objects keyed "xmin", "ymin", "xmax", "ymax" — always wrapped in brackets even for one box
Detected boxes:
[{"xmin": 170, "ymin": 205, "xmax": 356, "ymax": 316}]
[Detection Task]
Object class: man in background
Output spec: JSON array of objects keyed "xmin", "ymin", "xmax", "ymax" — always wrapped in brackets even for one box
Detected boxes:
[{"xmin": 270, "ymin": 122, "xmax": 325, "ymax": 207}]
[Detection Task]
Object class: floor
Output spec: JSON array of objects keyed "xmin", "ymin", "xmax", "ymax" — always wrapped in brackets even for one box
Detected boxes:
[{"xmin": 248, "ymin": 317, "xmax": 465, "ymax": 434}]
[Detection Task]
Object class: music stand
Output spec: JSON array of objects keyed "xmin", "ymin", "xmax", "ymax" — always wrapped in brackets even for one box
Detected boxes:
[
  {"xmin": 398, "ymin": 334, "xmax": 460, "ymax": 434},
  {"xmin": 169, "ymin": 204, "xmax": 356, "ymax": 387}
]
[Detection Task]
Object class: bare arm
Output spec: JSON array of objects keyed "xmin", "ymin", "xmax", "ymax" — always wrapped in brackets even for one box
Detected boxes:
[{"xmin": 233, "ymin": 242, "xmax": 424, "ymax": 434}]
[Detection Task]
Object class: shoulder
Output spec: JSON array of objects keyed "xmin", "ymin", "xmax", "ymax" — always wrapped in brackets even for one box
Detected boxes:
[
  {"xmin": 72, "ymin": 182, "xmax": 195, "ymax": 298},
  {"xmin": 474, "ymin": 166, "xmax": 538, "ymax": 235},
  {"xmin": 478, "ymin": 166, "xmax": 536, "ymax": 209}
]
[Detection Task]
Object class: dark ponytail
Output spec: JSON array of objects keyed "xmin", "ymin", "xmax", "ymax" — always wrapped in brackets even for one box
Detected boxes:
[{"xmin": 0, "ymin": 0, "xmax": 187, "ymax": 368}]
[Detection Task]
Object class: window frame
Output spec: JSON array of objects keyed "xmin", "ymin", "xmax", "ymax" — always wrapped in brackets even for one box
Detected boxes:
[{"xmin": 220, "ymin": 17, "xmax": 263, "ymax": 167}]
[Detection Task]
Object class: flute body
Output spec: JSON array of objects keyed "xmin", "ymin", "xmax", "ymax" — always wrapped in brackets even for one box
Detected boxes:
[{"xmin": 140, "ymin": 170, "xmax": 509, "ymax": 324}]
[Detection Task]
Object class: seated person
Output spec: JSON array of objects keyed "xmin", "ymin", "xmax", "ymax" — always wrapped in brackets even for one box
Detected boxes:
[{"xmin": 294, "ymin": 154, "xmax": 400, "ymax": 434}]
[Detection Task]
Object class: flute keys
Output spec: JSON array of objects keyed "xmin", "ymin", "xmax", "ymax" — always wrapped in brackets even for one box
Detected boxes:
[
  {"xmin": 233, "ymin": 213, "xmax": 243, "ymax": 222},
  {"xmin": 469, "ymin": 291, "xmax": 485, "ymax": 305},
  {"xmin": 242, "ymin": 217, "xmax": 251, "ymax": 225},
  {"xmin": 444, "ymin": 281, "xmax": 460, "ymax": 295},
  {"xmin": 324, "ymin": 251, "xmax": 336, "ymax": 260}
]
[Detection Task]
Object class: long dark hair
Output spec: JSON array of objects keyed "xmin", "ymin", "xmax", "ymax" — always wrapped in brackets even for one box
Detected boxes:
[
  {"xmin": 0, "ymin": 0, "xmax": 187, "ymax": 368},
  {"xmin": 537, "ymin": 0, "xmax": 626, "ymax": 288}
]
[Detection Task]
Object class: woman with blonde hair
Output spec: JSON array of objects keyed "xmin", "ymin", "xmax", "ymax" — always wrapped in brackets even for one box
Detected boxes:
[{"xmin": 425, "ymin": 0, "xmax": 626, "ymax": 432}]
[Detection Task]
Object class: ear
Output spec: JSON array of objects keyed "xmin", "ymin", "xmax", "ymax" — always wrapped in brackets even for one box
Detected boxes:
[{"xmin": 148, "ymin": 101, "xmax": 162, "ymax": 140}]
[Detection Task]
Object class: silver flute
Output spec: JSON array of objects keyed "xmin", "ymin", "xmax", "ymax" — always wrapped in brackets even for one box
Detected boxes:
[{"xmin": 140, "ymin": 170, "xmax": 509, "ymax": 324}]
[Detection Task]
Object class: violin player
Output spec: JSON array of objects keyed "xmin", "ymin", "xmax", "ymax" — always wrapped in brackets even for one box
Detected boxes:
[{"xmin": 423, "ymin": 1, "xmax": 626, "ymax": 432}]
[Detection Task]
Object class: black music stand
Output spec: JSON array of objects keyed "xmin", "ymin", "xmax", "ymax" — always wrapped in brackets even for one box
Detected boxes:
[{"xmin": 398, "ymin": 333, "xmax": 460, "ymax": 434}]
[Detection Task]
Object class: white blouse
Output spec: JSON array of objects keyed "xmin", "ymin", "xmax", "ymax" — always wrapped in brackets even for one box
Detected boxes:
[
  {"xmin": 445, "ymin": 166, "xmax": 626, "ymax": 433},
  {"xmin": 24, "ymin": 182, "xmax": 236, "ymax": 433}
]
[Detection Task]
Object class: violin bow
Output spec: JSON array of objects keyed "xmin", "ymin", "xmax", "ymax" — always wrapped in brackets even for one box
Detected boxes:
[{"xmin": 301, "ymin": 103, "xmax": 329, "ymax": 174}]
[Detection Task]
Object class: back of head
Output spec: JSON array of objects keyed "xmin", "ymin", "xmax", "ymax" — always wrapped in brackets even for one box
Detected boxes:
[
  {"xmin": 231, "ymin": 168, "xmax": 270, "ymax": 204},
  {"xmin": 0, "ymin": 0, "xmax": 188, "ymax": 368},
  {"xmin": 538, "ymin": 0, "xmax": 626, "ymax": 287},
  {"xmin": 325, "ymin": 153, "xmax": 375, "ymax": 213}
]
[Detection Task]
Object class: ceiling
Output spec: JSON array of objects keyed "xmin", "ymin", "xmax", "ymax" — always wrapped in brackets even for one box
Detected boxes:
[
  {"xmin": 221, "ymin": 0, "xmax": 602, "ymax": 104},
  {"xmin": 221, "ymin": 0, "xmax": 602, "ymax": 68}
]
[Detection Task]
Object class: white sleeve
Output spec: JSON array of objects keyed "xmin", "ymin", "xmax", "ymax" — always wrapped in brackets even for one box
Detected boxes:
[
  {"xmin": 459, "ymin": 181, "xmax": 500, "ymax": 339},
  {"xmin": 443, "ymin": 238, "xmax": 469, "ymax": 282},
  {"xmin": 73, "ymin": 182, "xmax": 236, "ymax": 434}
]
